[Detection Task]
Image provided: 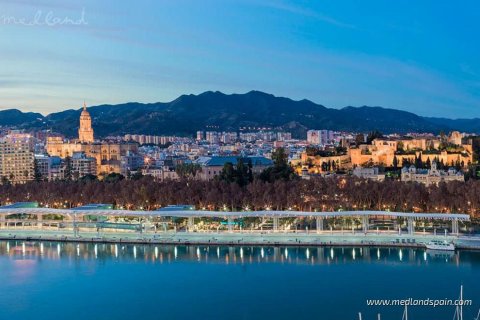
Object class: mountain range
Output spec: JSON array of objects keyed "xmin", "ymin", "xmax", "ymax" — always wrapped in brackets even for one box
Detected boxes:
[{"xmin": 1, "ymin": 90, "xmax": 479, "ymax": 138}]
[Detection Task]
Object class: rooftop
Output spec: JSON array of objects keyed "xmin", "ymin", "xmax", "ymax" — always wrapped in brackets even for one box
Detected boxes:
[
  {"xmin": 0, "ymin": 202, "xmax": 39, "ymax": 209},
  {"xmin": 0, "ymin": 202, "xmax": 470, "ymax": 221},
  {"xmin": 71, "ymin": 204, "xmax": 114, "ymax": 211}
]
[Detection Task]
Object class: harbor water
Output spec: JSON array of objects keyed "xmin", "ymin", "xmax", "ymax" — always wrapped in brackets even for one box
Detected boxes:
[{"xmin": 0, "ymin": 241, "xmax": 478, "ymax": 320}]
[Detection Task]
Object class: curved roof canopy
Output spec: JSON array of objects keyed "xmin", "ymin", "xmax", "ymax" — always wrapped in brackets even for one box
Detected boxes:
[{"xmin": 0, "ymin": 203, "xmax": 470, "ymax": 221}]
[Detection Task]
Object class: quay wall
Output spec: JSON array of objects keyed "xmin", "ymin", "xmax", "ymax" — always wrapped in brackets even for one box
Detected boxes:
[{"xmin": 1, "ymin": 230, "xmax": 480, "ymax": 250}]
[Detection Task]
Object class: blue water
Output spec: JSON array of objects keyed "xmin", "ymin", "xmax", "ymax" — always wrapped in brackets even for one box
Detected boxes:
[{"xmin": 0, "ymin": 241, "xmax": 478, "ymax": 320}]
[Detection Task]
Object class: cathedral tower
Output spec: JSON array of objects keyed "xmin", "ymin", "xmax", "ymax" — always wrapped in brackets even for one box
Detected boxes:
[{"xmin": 78, "ymin": 102, "xmax": 94, "ymax": 143}]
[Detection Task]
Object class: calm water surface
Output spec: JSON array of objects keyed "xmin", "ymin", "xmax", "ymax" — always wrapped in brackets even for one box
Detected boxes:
[{"xmin": 0, "ymin": 241, "xmax": 478, "ymax": 320}]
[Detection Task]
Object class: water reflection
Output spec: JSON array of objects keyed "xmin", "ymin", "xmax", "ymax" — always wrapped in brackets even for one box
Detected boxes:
[{"xmin": 0, "ymin": 241, "xmax": 477, "ymax": 266}]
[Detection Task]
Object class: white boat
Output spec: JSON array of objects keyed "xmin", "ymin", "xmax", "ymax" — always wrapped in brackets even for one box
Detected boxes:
[{"xmin": 426, "ymin": 240, "xmax": 455, "ymax": 251}]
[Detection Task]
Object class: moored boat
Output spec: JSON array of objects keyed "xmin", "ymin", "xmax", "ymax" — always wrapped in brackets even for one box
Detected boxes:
[{"xmin": 426, "ymin": 240, "xmax": 455, "ymax": 251}]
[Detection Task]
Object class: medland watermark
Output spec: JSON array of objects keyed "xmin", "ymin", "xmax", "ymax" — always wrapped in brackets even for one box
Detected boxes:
[
  {"xmin": 0, "ymin": 8, "xmax": 88, "ymax": 27},
  {"xmin": 366, "ymin": 297, "xmax": 472, "ymax": 308}
]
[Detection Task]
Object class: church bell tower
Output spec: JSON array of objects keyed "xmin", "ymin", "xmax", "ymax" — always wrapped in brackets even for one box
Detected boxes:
[{"xmin": 78, "ymin": 102, "xmax": 94, "ymax": 143}]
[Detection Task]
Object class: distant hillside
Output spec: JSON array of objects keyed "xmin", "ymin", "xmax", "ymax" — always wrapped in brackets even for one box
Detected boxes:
[
  {"xmin": 0, "ymin": 109, "xmax": 43, "ymax": 126},
  {"xmin": 424, "ymin": 117, "xmax": 480, "ymax": 134},
  {"xmin": 3, "ymin": 91, "xmax": 479, "ymax": 137}
]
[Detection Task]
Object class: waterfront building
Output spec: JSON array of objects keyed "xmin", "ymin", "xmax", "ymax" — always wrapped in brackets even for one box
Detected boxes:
[
  {"xmin": 0, "ymin": 202, "xmax": 469, "ymax": 237},
  {"xmin": 0, "ymin": 133, "xmax": 34, "ymax": 184},
  {"xmin": 401, "ymin": 162, "xmax": 464, "ymax": 186}
]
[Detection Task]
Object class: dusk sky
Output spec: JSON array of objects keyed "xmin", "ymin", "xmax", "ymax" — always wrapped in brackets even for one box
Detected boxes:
[{"xmin": 0, "ymin": 0, "xmax": 479, "ymax": 117}]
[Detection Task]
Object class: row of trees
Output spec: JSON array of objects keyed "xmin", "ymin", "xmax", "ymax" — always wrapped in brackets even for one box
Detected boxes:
[
  {"xmin": 1, "ymin": 176, "xmax": 479, "ymax": 216},
  {"xmin": 2, "ymin": 149, "xmax": 478, "ymax": 217},
  {"xmin": 392, "ymin": 155, "xmax": 466, "ymax": 171}
]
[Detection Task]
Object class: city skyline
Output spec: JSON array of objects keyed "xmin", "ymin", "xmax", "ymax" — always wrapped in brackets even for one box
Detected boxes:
[
  {"xmin": 0, "ymin": 0, "xmax": 479, "ymax": 117},
  {"xmin": 1, "ymin": 3, "xmax": 480, "ymax": 320}
]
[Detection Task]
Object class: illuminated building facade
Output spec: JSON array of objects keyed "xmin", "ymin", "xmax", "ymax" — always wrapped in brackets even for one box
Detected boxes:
[
  {"xmin": 0, "ymin": 133, "xmax": 34, "ymax": 184},
  {"xmin": 46, "ymin": 103, "xmax": 138, "ymax": 176},
  {"xmin": 78, "ymin": 102, "xmax": 94, "ymax": 143}
]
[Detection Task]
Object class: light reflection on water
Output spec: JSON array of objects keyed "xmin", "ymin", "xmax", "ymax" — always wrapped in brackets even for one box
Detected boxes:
[
  {"xmin": 0, "ymin": 240, "xmax": 470, "ymax": 266},
  {"xmin": 0, "ymin": 241, "xmax": 479, "ymax": 320}
]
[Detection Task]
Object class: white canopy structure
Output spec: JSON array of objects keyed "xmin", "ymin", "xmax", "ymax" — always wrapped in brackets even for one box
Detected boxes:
[
  {"xmin": 0, "ymin": 203, "xmax": 469, "ymax": 235},
  {"xmin": 0, "ymin": 207, "xmax": 470, "ymax": 220}
]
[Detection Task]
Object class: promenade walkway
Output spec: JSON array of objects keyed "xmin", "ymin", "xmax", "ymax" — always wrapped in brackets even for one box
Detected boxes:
[{"xmin": 1, "ymin": 229, "xmax": 479, "ymax": 249}]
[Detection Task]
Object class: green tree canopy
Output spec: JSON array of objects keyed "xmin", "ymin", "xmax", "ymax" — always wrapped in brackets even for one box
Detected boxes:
[
  {"xmin": 259, "ymin": 148, "xmax": 295, "ymax": 183},
  {"xmin": 218, "ymin": 158, "xmax": 253, "ymax": 187}
]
